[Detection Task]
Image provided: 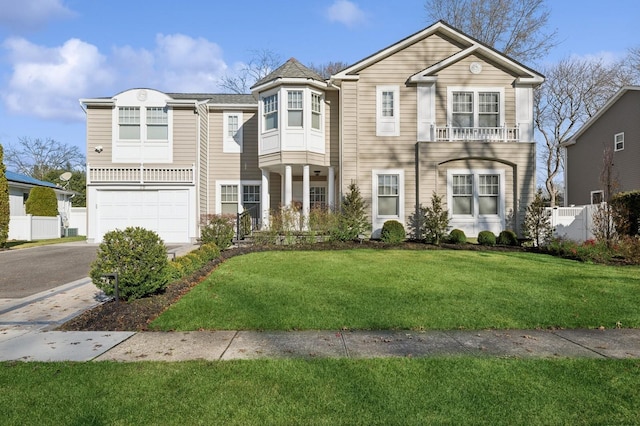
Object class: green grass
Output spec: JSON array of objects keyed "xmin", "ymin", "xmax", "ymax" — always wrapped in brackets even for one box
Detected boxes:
[
  {"xmin": 1, "ymin": 358, "xmax": 639, "ymax": 425},
  {"xmin": 5, "ymin": 236, "xmax": 86, "ymax": 249},
  {"xmin": 152, "ymin": 249, "xmax": 640, "ymax": 331}
]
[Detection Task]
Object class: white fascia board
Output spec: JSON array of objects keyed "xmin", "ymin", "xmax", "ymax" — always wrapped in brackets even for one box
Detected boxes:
[
  {"xmin": 166, "ymin": 99, "xmax": 198, "ymax": 107},
  {"xmin": 251, "ymin": 78, "xmax": 328, "ymax": 94},
  {"xmin": 80, "ymin": 98, "xmax": 115, "ymax": 107}
]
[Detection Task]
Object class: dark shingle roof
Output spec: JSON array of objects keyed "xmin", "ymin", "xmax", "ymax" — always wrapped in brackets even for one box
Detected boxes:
[
  {"xmin": 167, "ymin": 93, "xmax": 257, "ymax": 104},
  {"xmin": 251, "ymin": 58, "xmax": 325, "ymax": 89}
]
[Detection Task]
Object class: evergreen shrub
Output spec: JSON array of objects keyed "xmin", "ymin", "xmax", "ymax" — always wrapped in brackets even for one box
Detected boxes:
[
  {"xmin": 448, "ymin": 229, "xmax": 467, "ymax": 244},
  {"xmin": 380, "ymin": 220, "xmax": 406, "ymax": 244},
  {"xmin": 25, "ymin": 187, "xmax": 58, "ymax": 216},
  {"xmin": 90, "ymin": 227, "xmax": 168, "ymax": 301},
  {"xmin": 477, "ymin": 230, "xmax": 496, "ymax": 246},
  {"xmin": 497, "ymin": 230, "xmax": 519, "ymax": 246}
]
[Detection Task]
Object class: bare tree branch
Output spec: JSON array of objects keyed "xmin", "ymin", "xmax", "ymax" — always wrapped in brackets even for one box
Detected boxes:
[
  {"xmin": 307, "ymin": 61, "xmax": 350, "ymax": 79},
  {"xmin": 219, "ymin": 49, "xmax": 283, "ymax": 94},
  {"xmin": 425, "ymin": 0, "xmax": 558, "ymax": 62},
  {"xmin": 4, "ymin": 137, "xmax": 85, "ymax": 181}
]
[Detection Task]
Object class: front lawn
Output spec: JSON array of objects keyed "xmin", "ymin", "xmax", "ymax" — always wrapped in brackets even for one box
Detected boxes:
[
  {"xmin": 151, "ymin": 250, "xmax": 640, "ymax": 331},
  {"xmin": 2, "ymin": 358, "xmax": 639, "ymax": 425}
]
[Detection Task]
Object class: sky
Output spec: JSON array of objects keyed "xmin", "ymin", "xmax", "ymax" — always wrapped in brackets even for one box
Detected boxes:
[{"xmin": 0, "ymin": 0, "xmax": 638, "ymax": 159}]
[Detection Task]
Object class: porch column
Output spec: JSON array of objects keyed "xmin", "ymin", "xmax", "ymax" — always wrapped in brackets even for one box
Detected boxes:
[
  {"xmin": 328, "ymin": 166, "xmax": 335, "ymax": 210},
  {"xmin": 284, "ymin": 165, "xmax": 292, "ymax": 207},
  {"xmin": 302, "ymin": 165, "xmax": 310, "ymax": 227},
  {"xmin": 261, "ymin": 169, "xmax": 270, "ymax": 229}
]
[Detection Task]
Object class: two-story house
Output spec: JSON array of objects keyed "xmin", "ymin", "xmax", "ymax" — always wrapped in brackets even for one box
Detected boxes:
[
  {"xmin": 81, "ymin": 21, "xmax": 543, "ymax": 243},
  {"xmin": 563, "ymin": 86, "xmax": 640, "ymax": 206}
]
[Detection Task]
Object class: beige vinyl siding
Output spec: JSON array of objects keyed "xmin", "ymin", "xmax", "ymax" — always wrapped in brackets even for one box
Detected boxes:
[
  {"xmin": 86, "ymin": 107, "xmax": 114, "ymax": 166},
  {"xmin": 172, "ymin": 107, "xmax": 198, "ymax": 165},
  {"xmin": 435, "ymin": 54, "xmax": 518, "ymax": 126},
  {"xmin": 326, "ymin": 90, "xmax": 340, "ymax": 168},
  {"xmin": 208, "ymin": 109, "xmax": 260, "ymax": 213},
  {"xmin": 198, "ymin": 103, "xmax": 208, "ymax": 217},
  {"xmin": 418, "ymin": 141, "xmax": 536, "ymax": 232},
  {"xmin": 268, "ymin": 172, "xmax": 281, "ymax": 210},
  {"xmin": 340, "ymin": 81, "xmax": 358, "ymax": 192}
]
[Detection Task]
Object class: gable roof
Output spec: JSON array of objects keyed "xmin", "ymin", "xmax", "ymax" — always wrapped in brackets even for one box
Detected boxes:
[
  {"xmin": 6, "ymin": 171, "xmax": 59, "ymax": 189},
  {"xmin": 564, "ymin": 86, "xmax": 640, "ymax": 147},
  {"xmin": 251, "ymin": 58, "xmax": 326, "ymax": 92},
  {"xmin": 332, "ymin": 20, "xmax": 543, "ymax": 85}
]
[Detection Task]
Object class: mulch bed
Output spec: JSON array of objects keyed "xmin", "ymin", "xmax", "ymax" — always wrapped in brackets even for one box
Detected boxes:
[{"xmin": 56, "ymin": 241, "xmax": 533, "ymax": 332}]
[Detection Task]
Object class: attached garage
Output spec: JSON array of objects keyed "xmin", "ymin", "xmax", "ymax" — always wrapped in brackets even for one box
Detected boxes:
[{"xmin": 95, "ymin": 189, "xmax": 192, "ymax": 243}]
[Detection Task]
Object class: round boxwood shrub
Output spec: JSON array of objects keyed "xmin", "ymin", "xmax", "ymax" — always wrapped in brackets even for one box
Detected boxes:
[
  {"xmin": 90, "ymin": 227, "xmax": 169, "ymax": 301},
  {"xmin": 477, "ymin": 230, "xmax": 496, "ymax": 246},
  {"xmin": 380, "ymin": 220, "xmax": 406, "ymax": 244},
  {"xmin": 25, "ymin": 187, "xmax": 58, "ymax": 216},
  {"xmin": 448, "ymin": 228, "xmax": 467, "ymax": 244},
  {"xmin": 498, "ymin": 230, "xmax": 519, "ymax": 246}
]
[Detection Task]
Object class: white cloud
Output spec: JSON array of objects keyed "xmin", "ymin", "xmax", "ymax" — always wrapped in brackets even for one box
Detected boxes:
[
  {"xmin": 1, "ymin": 33, "xmax": 230, "ymax": 121},
  {"xmin": 0, "ymin": 0, "xmax": 75, "ymax": 32},
  {"xmin": 326, "ymin": 0, "xmax": 367, "ymax": 28},
  {"xmin": 2, "ymin": 37, "xmax": 114, "ymax": 120}
]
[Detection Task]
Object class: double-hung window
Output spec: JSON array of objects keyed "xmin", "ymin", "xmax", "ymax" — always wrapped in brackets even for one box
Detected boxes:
[
  {"xmin": 220, "ymin": 185, "xmax": 239, "ymax": 215},
  {"xmin": 377, "ymin": 174, "xmax": 399, "ymax": 216},
  {"xmin": 614, "ymin": 132, "xmax": 624, "ymax": 151},
  {"xmin": 311, "ymin": 93, "xmax": 322, "ymax": 130},
  {"xmin": 452, "ymin": 92, "xmax": 473, "ymax": 128},
  {"xmin": 223, "ymin": 112, "xmax": 243, "ymax": 153},
  {"xmin": 478, "ymin": 175, "xmax": 499, "ymax": 215},
  {"xmin": 243, "ymin": 185, "xmax": 261, "ymax": 220},
  {"xmin": 119, "ymin": 107, "xmax": 140, "ymax": 140},
  {"xmin": 263, "ymin": 94, "xmax": 278, "ymax": 131},
  {"xmin": 146, "ymin": 107, "xmax": 168, "ymax": 140},
  {"xmin": 478, "ymin": 93, "xmax": 499, "ymax": 127},
  {"xmin": 287, "ymin": 91, "xmax": 303, "ymax": 127},
  {"xmin": 452, "ymin": 174, "xmax": 473, "ymax": 215}
]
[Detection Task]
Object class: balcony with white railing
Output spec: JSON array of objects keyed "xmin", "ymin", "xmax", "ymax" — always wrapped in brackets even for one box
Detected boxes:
[
  {"xmin": 88, "ymin": 164, "xmax": 195, "ymax": 184},
  {"xmin": 433, "ymin": 125, "xmax": 520, "ymax": 142}
]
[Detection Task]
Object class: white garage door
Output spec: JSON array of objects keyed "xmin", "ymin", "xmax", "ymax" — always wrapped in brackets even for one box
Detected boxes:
[{"xmin": 97, "ymin": 190, "xmax": 190, "ymax": 243}]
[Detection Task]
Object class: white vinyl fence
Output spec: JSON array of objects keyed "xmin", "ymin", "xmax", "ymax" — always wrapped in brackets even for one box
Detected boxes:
[
  {"xmin": 69, "ymin": 207, "xmax": 87, "ymax": 236},
  {"xmin": 546, "ymin": 205, "xmax": 596, "ymax": 242},
  {"xmin": 8, "ymin": 215, "xmax": 61, "ymax": 241}
]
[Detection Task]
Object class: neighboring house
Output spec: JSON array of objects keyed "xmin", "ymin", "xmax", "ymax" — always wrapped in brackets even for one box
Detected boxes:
[
  {"xmin": 563, "ymin": 86, "xmax": 640, "ymax": 206},
  {"xmin": 81, "ymin": 20, "xmax": 543, "ymax": 243},
  {"xmin": 7, "ymin": 170, "xmax": 74, "ymax": 239}
]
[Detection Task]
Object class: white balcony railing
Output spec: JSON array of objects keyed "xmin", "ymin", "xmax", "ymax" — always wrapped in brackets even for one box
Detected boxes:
[
  {"xmin": 433, "ymin": 125, "xmax": 519, "ymax": 142},
  {"xmin": 88, "ymin": 164, "xmax": 195, "ymax": 184}
]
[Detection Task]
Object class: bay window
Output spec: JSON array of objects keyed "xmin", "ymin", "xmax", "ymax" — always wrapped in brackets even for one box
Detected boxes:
[
  {"xmin": 287, "ymin": 90, "xmax": 303, "ymax": 127},
  {"xmin": 263, "ymin": 94, "xmax": 278, "ymax": 131},
  {"xmin": 311, "ymin": 93, "xmax": 322, "ymax": 130}
]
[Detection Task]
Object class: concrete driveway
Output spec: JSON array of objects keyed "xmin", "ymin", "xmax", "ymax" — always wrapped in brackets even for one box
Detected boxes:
[{"xmin": 0, "ymin": 242, "xmax": 98, "ymax": 298}]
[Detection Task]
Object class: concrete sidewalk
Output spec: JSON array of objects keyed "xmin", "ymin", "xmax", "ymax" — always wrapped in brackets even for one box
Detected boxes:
[{"xmin": 3, "ymin": 328, "xmax": 640, "ymax": 362}]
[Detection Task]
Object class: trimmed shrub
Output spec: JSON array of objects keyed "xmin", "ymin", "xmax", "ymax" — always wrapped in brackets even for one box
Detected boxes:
[
  {"xmin": 497, "ymin": 230, "xmax": 519, "ymax": 246},
  {"xmin": 422, "ymin": 192, "xmax": 450, "ymax": 245},
  {"xmin": 448, "ymin": 229, "xmax": 467, "ymax": 244},
  {"xmin": 25, "ymin": 186, "xmax": 58, "ymax": 216},
  {"xmin": 477, "ymin": 230, "xmax": 496, "ymax": 246},
  {"xmin": 200, "ymin": 214, "xmax": 235, "ymax": 249},
  {"xmin": 380, "ymin": 220, "xmax": 406, "ymax": 244},
  {"xmin": 90, "ymin": 227, "xmax": 169, "ymax": 301}
]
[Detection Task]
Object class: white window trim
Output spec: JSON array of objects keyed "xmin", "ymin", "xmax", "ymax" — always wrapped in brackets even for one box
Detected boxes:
[
  {"xmin": 112, "ymin": 105, "xmax": 173, "ymax": 163},
  {"xmin": 216, "ymin": 180, "xmax": 262, "ymax": 215},
  {"xmin": 223, "ymin": 112, "xmax": 243, "ymax": 153},
  {"xmin": 614, "ymin": 132, "xmax": 624, "ymax": 152},
  {"xmin": 447, "ymin": 169, "xmax": 505, "ymax": 219},
  {"xmin": 446, "ymin": 87, "xmax": 505, "ymax": 128},
  {"xmin": 286, "ymin": 90, "xmax": 304, "ymax": 128},
  {"xmin": 376, "ymin": 86, "xmax": 400, "ymax": 136},
  {"xmin": 261, "ymin": 92, "xmax": 279, "ymax": 133},
  {"xmin": 372, "ymin": 169, "xmax": 405, "ymax": 221},
  {"xmin": 310, "ymin": 90, "xmax": 324, "ymax": 133},
  {"xmin": 591, "ymin": 190, "xmax": 604, "ymax": 204}
]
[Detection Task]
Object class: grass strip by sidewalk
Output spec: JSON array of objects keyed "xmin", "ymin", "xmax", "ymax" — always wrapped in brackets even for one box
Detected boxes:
[
  {"xmin": 151, "ymin": 249, "xmax": 640, "ymax": 331},
  {"xmin": 1, "ymin": 358, "xmax": 639, "ymax": 425}
]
